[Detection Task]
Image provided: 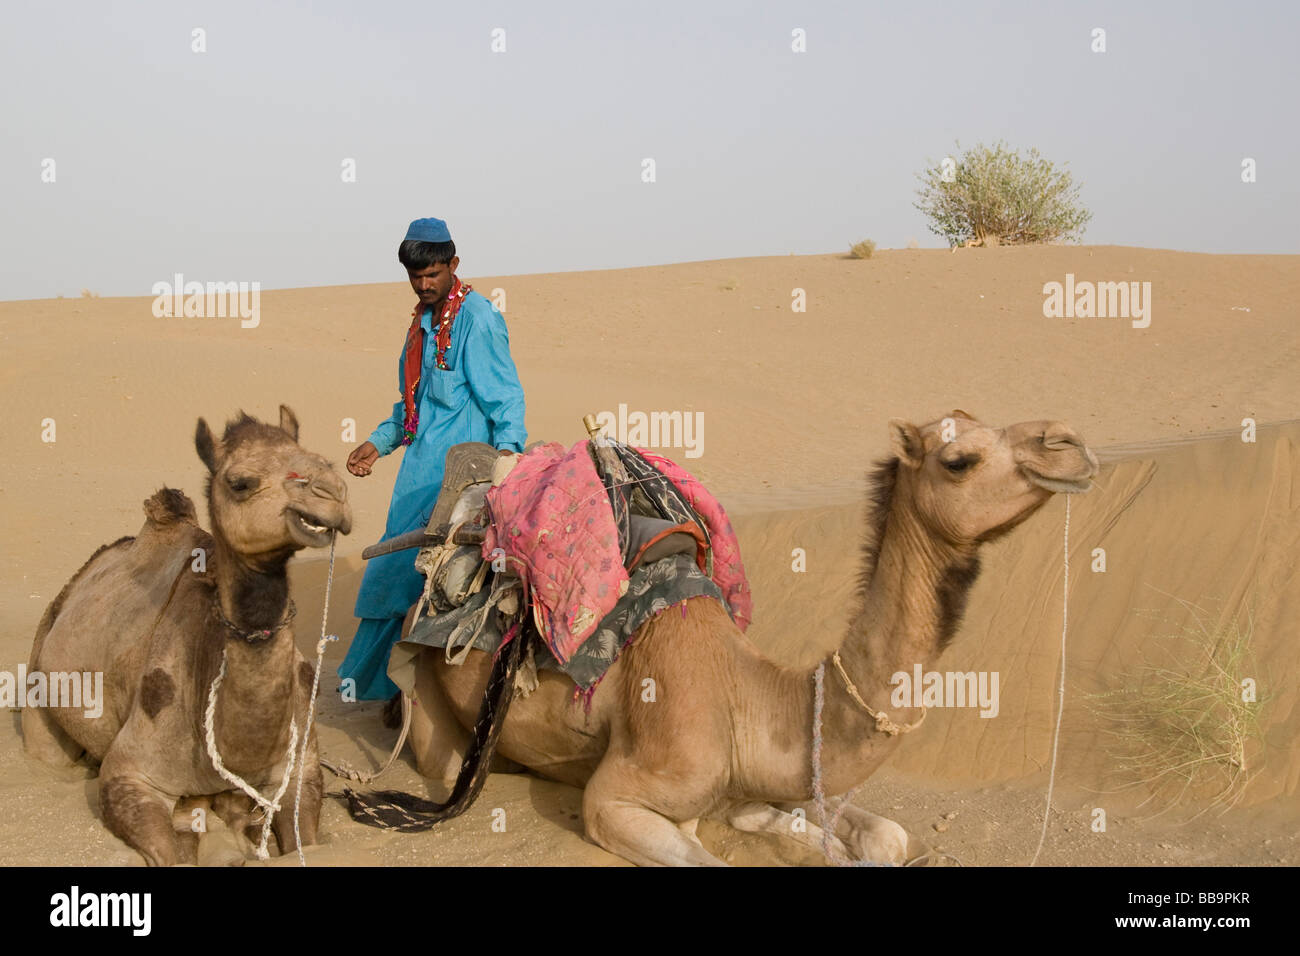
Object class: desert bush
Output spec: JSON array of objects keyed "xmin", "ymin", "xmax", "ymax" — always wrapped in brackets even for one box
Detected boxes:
[
  {"xmin": 914, "ymin": 141, "xmax": 1091, "ymax": 247},
  {"xmin": 848, "ymin": 239, "xmax": 876, "ymax": 259},
  {"xmin": 1089, "ymin": 600, "xmax": 1264, "ymax": 817}
]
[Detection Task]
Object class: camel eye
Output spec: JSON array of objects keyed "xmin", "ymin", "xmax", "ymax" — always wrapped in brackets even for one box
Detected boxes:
[
  {"xmin": 227, "ymin": 475, "xmax": 259, "ymax": 494},
  {"xmin": 943, "ymin": 456, "xmax": 977, "ymax": 474}
]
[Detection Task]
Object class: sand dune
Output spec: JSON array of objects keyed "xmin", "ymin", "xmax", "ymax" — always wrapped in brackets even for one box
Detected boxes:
[{"xmin": 1, "ymin": 246, "xmax": 1296, "ymax": 865}]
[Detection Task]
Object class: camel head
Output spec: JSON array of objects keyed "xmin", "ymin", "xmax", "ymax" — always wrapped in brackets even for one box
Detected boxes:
[
  {"xmin": 195, "ymin": 405, "xmax": 352, "ymax": 559},
  {"xmin": 887, "ymin": 409, "xmax": 1098, "ymax": 546}
]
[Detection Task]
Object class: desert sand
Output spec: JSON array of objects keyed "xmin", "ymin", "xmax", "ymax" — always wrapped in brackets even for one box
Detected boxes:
[{"xmin": 1, "ymin": 245, "xmax": 1296, "ymax": 866}]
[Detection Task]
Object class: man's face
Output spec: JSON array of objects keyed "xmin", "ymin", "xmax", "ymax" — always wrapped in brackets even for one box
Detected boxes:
[{"xmin": 408, "ymin": 256, "xmax": 460, "ymax": 308}]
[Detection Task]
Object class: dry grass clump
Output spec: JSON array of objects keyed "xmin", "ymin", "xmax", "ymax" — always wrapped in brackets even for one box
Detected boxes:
[
  {"xmin": 848, "ymin": 239, "xmax": 876, "ymax": 259},
  {"xmin": 1089, "ymin": 599, "xmax": 1264, "ymax": 818}
]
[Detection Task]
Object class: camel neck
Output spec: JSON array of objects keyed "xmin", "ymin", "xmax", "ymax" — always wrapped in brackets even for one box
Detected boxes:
[
  {"xmin": 848, "ymin": 504, "xmax": 976, "ymax": 683},
  {"xmin": 814, "ymin": 480, "xmax": 980, "ymax": 794},
  {"xmin": 211, "ymin": 534, "xmax": 293, "ymax": 635},
  {"xmin": 206, "ymin": 534, "xmax": 299, "ymax": 771}
]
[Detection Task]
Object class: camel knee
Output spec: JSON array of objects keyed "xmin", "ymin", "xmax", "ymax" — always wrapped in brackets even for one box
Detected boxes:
[
  {"xmin": 580, "ymin": 767, "xmax": 674, "ymax": 850},
  {"xmin": 100, "ymin": 775, "xmax": 179, "ymax": 867},
  {"xmin": 582, "ymin": 777, "xmax": 726, "ymax": 867},
  {"xmin": 408, "ymin": 695, "xmax": 470, "ymax": 781},
  {"xmin": 580, "ymin": 791, "xmax": 649, "ymax": 863},
  {"xmin": 580, "ymin": 774, "xmax": 628, "ymax": 852},
  {"xmin": 408, "ymin": 659, "xmax": 474, "ymax": 782}
]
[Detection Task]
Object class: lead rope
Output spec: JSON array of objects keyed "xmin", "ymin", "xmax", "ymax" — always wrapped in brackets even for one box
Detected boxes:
[
  {"xmin": 811, "ymin": 663, "xmax": 870, "ymax": 867},
  {"xmin": 293, "ymin": 528, "xmax": 338, "ymax": 866},
  {"xmin": 318, "ymin": 525, "xmax": 414, "ymax": 786},
  {"xmin": 1030, "ymin": 494, "xmax": 1070, "ymax": 866}
]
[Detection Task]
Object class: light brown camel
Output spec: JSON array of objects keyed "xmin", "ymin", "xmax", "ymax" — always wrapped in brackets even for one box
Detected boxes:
[
  {"xmin": 23, "ymin": 406, "xmax": 352, "ymax": 866},
  {"xmin": 403, "ymin": 411, "xmax": 1098, "ymax": 865}
]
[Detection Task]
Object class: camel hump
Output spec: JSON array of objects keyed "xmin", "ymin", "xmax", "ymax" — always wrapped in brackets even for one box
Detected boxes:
[{"xmin": 143, "ymin": 488, "xmax": 198, "ymax": 526}]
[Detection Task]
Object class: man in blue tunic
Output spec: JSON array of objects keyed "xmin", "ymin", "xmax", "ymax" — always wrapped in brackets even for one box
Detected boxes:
[{"xmin": 341, "ymin": 217, "xmax": 526, "ymax": 700}]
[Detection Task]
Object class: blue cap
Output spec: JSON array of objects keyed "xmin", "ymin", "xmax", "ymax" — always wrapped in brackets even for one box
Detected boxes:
[{"xmin": 404, "ymin": 217, "xmax": 452, "ymax": 243}]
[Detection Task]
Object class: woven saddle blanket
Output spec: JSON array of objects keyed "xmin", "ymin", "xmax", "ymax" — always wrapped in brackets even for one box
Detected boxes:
[
  {"xmin": 480, "ymin": 439, "xmax": 751, "ymax": 666},
  {"xmin": 393, "ymin": 439, "xmax": 750, "ymax": 697}
]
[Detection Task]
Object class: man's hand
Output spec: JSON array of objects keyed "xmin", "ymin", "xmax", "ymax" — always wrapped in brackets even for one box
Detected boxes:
[
  {"xmin": 348, "ymin": 441, "xmax": 380, "ymax": 477},
  {"xmin": 498, "ymin": 448, "xmax": 515, "ymax": 456}
]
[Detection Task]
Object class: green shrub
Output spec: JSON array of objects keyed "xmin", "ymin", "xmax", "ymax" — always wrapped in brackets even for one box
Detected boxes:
[{"xmin": 914, "ymin": 141, "xmax": 1091, "ymax": 247}]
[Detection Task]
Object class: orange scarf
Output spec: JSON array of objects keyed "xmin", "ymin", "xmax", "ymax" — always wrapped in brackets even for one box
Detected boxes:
[{"xmin": 400, "ymin": 277, "xmax": 471, "ymax": 446}]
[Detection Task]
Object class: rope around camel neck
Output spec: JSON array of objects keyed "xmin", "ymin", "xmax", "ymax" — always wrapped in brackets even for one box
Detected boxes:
[
  {"xmin": 200, "ymin": 531, "xmax": 337, "ymax": 866},
  {"xmin": 203, "ymin": 652, "xmax": 300, "ymax": 860},
  {"xmin": 811, "ymin": 494, "xmax": 1074, "ymax": 868}
]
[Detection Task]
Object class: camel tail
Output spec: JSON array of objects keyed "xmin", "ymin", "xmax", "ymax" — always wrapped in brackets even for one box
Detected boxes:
[{"xmin": 143, "ymin": 487, "xmax": 197, "ymax": 526}]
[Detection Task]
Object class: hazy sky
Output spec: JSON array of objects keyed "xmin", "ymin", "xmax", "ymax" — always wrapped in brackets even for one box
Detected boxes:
[{"xmin": 2, "ymin": 0, "xmax": 1296, "ymax": 300}]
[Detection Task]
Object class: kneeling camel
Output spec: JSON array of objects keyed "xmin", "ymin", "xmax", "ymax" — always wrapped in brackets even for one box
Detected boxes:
[
  {"xmin": 24, "ymin": 406, "xmax": 352, "ymax": 866},
  {"xmin": 405, "ymin": 412, "xmax": 1098, "ymax": 865}
]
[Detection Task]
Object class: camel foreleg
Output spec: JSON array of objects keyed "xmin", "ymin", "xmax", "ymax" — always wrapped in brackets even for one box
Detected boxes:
[
  {"xmin": 778, "ymin": 798, "xmax": 910, "ymax": 864},
  {"xmin": 724, "ymin": 801, "xmax": 855, "ymax": 861},
  {"xmin": 99, "ymin": 770, "xmax": 180, "ymax": 867},
  {"xmin": 273, "ymin": 759, "xmax": 322, "ymax": 855},
  {"xmin": 584, "ymin": 797, "xmax": 727, "ymax": 866},
  {"xmin": 582, "ymin": 765, "xmax": 727, "ymax": 866}
]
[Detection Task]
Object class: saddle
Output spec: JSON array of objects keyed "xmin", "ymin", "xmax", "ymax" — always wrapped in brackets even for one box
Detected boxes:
[
  {"xmin": 426, "ymin": 442, "xmax": 499, "ymax": 532},
  {"xmin": 416, "ymin": 442, "xmax": 703, "ymax": 619},
  {"xmin": 343, "ymin": 435, "xmax": 735, "ymax": 835},
  {"xmin": 415, "ymin": 443, "xmax": 499, "ymax": 617}
]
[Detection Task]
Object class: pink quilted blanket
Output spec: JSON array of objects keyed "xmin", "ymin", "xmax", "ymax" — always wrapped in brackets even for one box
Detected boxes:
[{"xmin": 482, "ymin": 441, "xmax": 751, "ymax": 665}]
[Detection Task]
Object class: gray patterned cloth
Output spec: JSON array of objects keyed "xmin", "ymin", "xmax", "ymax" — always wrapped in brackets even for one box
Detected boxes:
[{"xmin": 400, "ymin": 553, "xmax": 731, "ymax": 690}]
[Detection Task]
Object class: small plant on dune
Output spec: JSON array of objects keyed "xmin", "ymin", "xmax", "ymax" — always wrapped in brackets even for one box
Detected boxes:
[
  {"xmin": 720, "ymin": 277, "xmax": 739, "ymax": 291},
  {"xmin": 848, "ymin": 239, "xmax": 876, "ymax": 259},
  {"xmin": 914, "ymin": 141, "xmax": 1091, "ymax": 248},
  {"xmin": 80, "ymin": 288, "xmax": 100, "ymax": 298},
  {"xmin": 1089, "ymin": 598, "xmax": 1265, "ymax": 818}
]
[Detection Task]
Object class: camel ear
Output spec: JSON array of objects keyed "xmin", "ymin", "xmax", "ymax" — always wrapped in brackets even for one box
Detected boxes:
[
  {"xmin": 195, "ymin": 419, "xmax": 218, "ymax": 473},
  {"xmin": 888, "ymin": 419, "xmax": 925, "ymax": 469},
  {"xmin": 279, "ymin": 405, "xmax": 299, "ymax": 442},
  {"xmin": 949, "ymin": 408, "xmax": 977, "ymax": 421}
]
